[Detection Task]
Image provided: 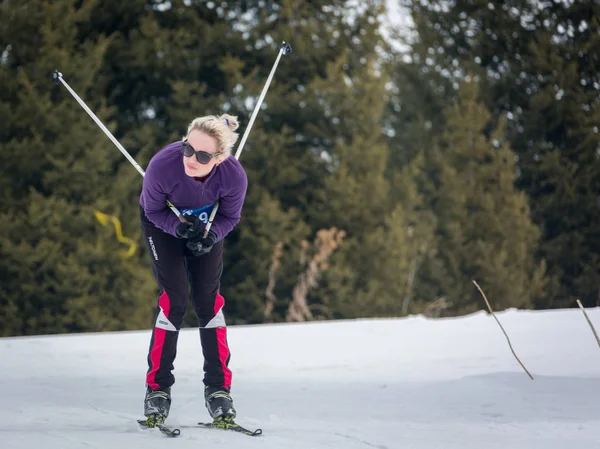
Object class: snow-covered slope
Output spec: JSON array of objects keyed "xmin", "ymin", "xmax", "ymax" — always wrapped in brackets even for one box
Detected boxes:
[{"xmin": 2, "ymin": 308, "xmax": 600, "ymax": 448}]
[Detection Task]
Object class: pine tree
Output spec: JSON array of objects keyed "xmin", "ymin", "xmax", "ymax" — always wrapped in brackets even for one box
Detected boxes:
[
  {"xmin": 427, "ymin": 79, "xmax": 545, "ymax": 313},
  {"xmin": 0, "ymin": 0, "xmax": 156, "ymax": 336},
  {"xmin": 398, "ymin": 0, "xmax": 600, "ymax": 308},
  {"xmin": 514, "ymin": 20, "xmax": 600, "ymax": 308},
  {"xmin": 297, "ymin": 40, "xmax": 432, "ymax": 318}
]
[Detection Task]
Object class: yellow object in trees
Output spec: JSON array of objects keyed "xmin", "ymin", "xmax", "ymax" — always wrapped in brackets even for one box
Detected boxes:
[{"xmin": 94, "ymin": 211, "xmax": 138, "ymax": 259}]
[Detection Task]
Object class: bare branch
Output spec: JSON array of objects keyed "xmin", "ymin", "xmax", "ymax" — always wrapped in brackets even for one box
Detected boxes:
[
  {"xmin": 473, "ymin": 280, "xmax": 534, "ymax": 380},
  {"xmin": 286, "ymin": 228, "xmax": 345, "ymax": 322},
  {"xmin": 576, "ymin": 299, "xmax": 600, "ymax": 348}
]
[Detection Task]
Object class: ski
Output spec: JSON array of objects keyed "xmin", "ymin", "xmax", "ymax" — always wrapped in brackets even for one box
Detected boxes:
[
  {"xmin": 138, "ymin": 416, "xmax": 181, "ymax": 437},
  {"xmin": 197, "ymin": 417, "xmax": 262, "ymax": 436}
]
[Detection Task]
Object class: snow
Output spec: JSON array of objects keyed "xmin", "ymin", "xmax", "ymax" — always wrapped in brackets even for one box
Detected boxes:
[{"xmin": 2, "ymin": 308, "xmax": 600, "ymax": 448}]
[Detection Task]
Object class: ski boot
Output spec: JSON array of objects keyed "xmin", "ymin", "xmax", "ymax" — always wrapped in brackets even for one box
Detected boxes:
[
  {"xmin": 204, "ymin": 386, "xmax": 236, "ymax": 421},
  {"xmin": 138, "ymin": 385, "xmax": 179, "ymax": 436},
  {"xmin": 200, "ymin": 386, "xmax": 262, "ymax": 435},
  {"xmin": 144, "ymin": 385, "xmax": 171, "ymax": 420}
]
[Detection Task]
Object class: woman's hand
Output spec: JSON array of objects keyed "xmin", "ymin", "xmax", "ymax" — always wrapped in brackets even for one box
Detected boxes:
[
  {"xmin": 186, "ymin": 231, "xmax": 217, "ymax": 256},
  {"xmin": 175, "ymin": 215, "xmax": 203, "ymax": 239}
]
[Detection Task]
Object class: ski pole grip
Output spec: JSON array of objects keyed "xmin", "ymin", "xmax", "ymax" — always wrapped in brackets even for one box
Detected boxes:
[
  {"xmin": 280, "ymin": 42, "xmax": 292, "ymax": 55},
  {"xmin": 51, "ymin": 70, "xmax": 62, "ymax": 85}
]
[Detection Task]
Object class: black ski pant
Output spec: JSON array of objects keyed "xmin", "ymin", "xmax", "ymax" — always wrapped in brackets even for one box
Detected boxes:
[{"xmin": 140, "ymin": 206, "xmax": 232, "ymax": 391}]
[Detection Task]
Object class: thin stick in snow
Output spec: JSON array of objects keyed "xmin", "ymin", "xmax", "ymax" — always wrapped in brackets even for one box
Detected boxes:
[
  {"xmin": 576, "ymin": 299, "xmax": 600, "ymax": 348},
  {"xmin": 472, "ymin": 280, "xmax": 534, "ymax": 380}
]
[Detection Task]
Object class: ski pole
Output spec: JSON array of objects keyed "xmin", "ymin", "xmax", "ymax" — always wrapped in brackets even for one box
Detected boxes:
[
  {"xmin": 202, "ymin": 41, "xmax": 292, "ymax": 238},
  {"xmin": 51, "ymin": 70, "xmax": 187, "ymax": 223}
]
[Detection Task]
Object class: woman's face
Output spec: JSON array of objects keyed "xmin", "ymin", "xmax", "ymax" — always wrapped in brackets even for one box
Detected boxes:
[{"xmin": 182, "ymin": 130, "xmax": 222, "ymax": 178}]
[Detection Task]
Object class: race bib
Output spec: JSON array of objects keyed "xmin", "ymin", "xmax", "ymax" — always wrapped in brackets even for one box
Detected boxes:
[{"xmin": 180, "ymin": 204, "xmax": 215, "ymax": 224}]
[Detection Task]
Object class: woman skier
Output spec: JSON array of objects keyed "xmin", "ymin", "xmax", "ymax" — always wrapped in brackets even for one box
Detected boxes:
[{"xmin": 139, "ymin": 113, "xmax": 247, "ymax": 427}]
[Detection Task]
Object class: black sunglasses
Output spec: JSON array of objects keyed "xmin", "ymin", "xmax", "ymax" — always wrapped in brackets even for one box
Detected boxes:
[{"xmin": 181, "ymin": 139, "xmax": 223, "ymax": 165}]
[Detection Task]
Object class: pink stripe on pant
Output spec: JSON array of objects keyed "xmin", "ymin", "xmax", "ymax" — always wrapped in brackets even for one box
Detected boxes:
[
  {"xmin": 214, "ymin": 292, "xmax": 232, "ymax": 389},
  {"xmin": 147, "ymin": 291, "xmax": 171, "ymax": 390}
]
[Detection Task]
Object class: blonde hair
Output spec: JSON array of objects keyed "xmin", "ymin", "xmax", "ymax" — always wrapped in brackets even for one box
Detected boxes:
[{"xmin": 185, "ymin": 114, "xmax": 240, "ymax": 156}]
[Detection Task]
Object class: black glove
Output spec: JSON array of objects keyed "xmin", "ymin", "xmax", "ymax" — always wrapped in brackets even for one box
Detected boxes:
[
  {"xmin": 186, "ymin": 231, "xmax": 217, "ymax": 256},
  {"xmin": 176, "ymin": 215, "xmax": 202, "ymax": 239}
]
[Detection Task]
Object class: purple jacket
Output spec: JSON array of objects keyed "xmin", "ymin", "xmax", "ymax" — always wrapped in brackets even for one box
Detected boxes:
[{"xmin": 140, "ymin": 141, "xmax": 248, "ymax": 241}]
